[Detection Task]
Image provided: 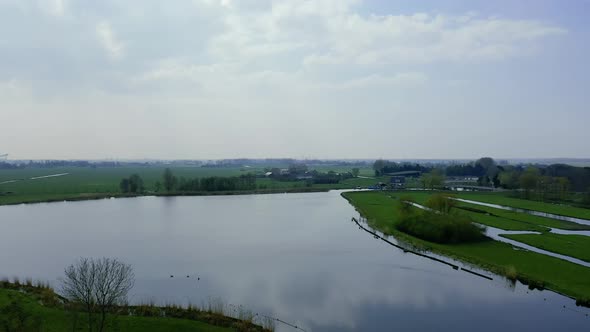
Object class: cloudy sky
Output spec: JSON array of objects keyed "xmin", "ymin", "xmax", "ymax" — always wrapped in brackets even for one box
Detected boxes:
[{"xmin": 1, "ymin": 0, "xmax": 588, "ymax": 160}]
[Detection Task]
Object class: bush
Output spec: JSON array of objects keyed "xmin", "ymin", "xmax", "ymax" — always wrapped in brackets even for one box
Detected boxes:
[
  {"xmin": 0, "ymin": 299, "xmax": 43, "ymax": 332},
  {"xmin": 505, "ymin": 265, "xmax": 518, "ymax": 281},
  {"xmin": 425, "ymin": 194, "xmax": 457, "ymax": 214},
  {"xmin": 526, "ymin": 279, "xmax": 545, "ymax": 291},
  {"xmin": 396, "ymin": 211, "xmax": 485, "ymax": 244},
  {"xmin": 397, "ymin": 196, "xmax": 417, "ymax": 217},
  {"xmin": 583, "ymin": 189, "xmax": 590, "ymax": 206},
  {"xmin": 576, "ymin": 298, "xmax": 590, "ymax": 307}
]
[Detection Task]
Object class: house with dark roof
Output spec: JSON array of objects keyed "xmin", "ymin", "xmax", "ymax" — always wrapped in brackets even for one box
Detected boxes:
[{"xmin": 390, "ymin": 176, "xmax": 406, "ymax": 189}]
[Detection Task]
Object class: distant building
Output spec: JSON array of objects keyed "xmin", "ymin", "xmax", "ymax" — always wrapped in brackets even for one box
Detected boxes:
[
  {"xmin": 445, "ymin": 176, "xmax": 479, "ymax": 183},
  {"xmin": 390, "ymin": 176, "xmax": 406, "ymax": 189}
]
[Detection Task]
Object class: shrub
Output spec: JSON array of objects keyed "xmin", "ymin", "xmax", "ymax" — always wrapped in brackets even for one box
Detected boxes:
[
  {"xmin": 0, "ymin": 299, "xmax": 43, "ymax": 332},
  {"xmin": 576, "ymin": 298, "xmax": 590, "ymax": 307},
  {"xmin": 505, "ymin": 265, "xmax": 518, "ymax": 281},
  {"xmin": 396, "ymin": 211, "xmax": 485, "ymax": 244},
  {"xmin": 526, "ymin": 279, "xmax": 545, "ymax": 291},
  {"xmin": 397, "ymin": 196, "xmax": 417, "ymax": 217},
  {"xmin": 134, "ymin": 304, "xmax": 161, "ymax": 317},
  {"xmin": 425, "ymin": 194, "xmax": 457, "ymax": 214}
]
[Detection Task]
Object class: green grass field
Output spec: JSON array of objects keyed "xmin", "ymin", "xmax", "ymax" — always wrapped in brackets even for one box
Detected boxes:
[
  {"xmin": 386, "ymin": 191, "xmax": 590, "ymax": 231},
  {"xmin": 502, "ymin": 233, "xmax": 590, "ymax": 263},
  {"xmin": 342, "ymin": 190, "xmax": 590, "ymax": 302},
  {"xmin": 387, "ymin": 191, "xmax": 547, "ymax": 231},
  {"xmin": 0, "ymin": 166, "xmax": 377, "ymax": 205},
  {"xmin": 0, "ymin": 287, "xmax": 234, "ymax": 332},
  {"xmin": 0, "ymin": 167, "xmax": 255, "ymax": 194},
  {"xmin": 454, "ymin": 200, "xmax": 590, "ymax": 230},
  {"xmin": 455, "ymin": 192, "xmax": 590, "ymax": 220},
  {"xmin": 456, "ymin": 209, "xmax": 548, "ymax": 231}
]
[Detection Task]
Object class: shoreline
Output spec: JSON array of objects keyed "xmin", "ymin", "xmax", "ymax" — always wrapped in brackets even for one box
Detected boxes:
[
  {"xmin": 0, "ymin": 281, "xmax": 271, "ymax": 331},
  {"xmin": 0, "ymin": 187, "xmax": 333, "ymax": 207}
]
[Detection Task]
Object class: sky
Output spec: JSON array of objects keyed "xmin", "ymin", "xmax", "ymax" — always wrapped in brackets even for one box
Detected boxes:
[{"xmin": 1, "ymin": 0, "xmax": 589, "ymax": 160}]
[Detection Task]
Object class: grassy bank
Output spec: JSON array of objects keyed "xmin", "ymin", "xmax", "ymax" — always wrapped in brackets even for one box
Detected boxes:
[
  {"xmin": 342, "ymin": 191, "xmax": 590, "ymax": 303},
  {"xmin": 0, "ymin": 192, "xmax": 138, "ymax": 205},
  {"xmin": 0, "ymin": 281, "xmax": 269, "ymax": 332},
  {"xmin": 501, "ymin": 233, "xmax": 590, "ymax": 263},
  {"xmin": 0, "ymin": 187, "xmax": 335, "ymax": 206}
]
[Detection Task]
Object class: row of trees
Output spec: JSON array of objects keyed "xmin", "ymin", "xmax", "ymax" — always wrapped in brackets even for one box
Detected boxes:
[
  {"xmin": 158, "ymin": 168, "xmax": 257, "ymax": 192},
  {"xmin": 500, "ymin": 166, "xmax": 571, "ymax": 200},
  {"xmin": 0, "ymin": 162, "xmax": 22, "ymax": 169},
  {"xmin": 373, "ymin": 160, "xmax": 430, "ymax": 176},
  {"xmin": 182, "ymin": 174, "xmax": 257, "ymax": 191},
  {"xmin": 377, "ymin": 157, "xmax": 590, "ymax": 202},
  {"xmin": 0, "ymin": 160, "xmax": 126, "ymax": 169},
  {"xmin": 265, "ymin": 164, "xmax": 355, "ymax": 184},
  {"xmin": 118, "ymin": 166, "xmax": 358, "ymax": 194},
  {"xmin": 119, "ymin": 174, "xmax": 145, "ymax": 194},
  {"xmin": 312, "ymin": 171, "xmax": 354, "ymax": 184}
]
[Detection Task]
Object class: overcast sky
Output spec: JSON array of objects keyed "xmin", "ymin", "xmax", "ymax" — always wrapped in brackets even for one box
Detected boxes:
[{"xmin": 1, "ymin": 0, "xmax": 589, "ymax": 160}]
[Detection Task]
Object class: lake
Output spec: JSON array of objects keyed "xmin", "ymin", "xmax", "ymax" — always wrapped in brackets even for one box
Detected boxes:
[{"xmin": 1, "ymin": 190, "xmax": 589, "ymax": 331}]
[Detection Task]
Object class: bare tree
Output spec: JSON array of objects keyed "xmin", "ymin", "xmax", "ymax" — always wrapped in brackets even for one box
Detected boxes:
[
  {"xmin": 62, "ymin": 258, "xmax": 97, "ymax": 332},
  {"xmin": 93, "ymin": 258, "xmax": 134, "ymax": 332},
  {"xmin": 62, "ymin": 258, "xmax": 134, "ymax": 332}
]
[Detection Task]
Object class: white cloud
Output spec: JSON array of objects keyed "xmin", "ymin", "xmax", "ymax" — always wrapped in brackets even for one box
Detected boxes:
[
  {"xmin": 196, "ymin": 1, "xmax": 566, "ymax": 68},
  {"xmin": 96, "ymin": 21, "xmax": 124, "ymax": 60},
  {"xmin": 0, "ymin": 79, "xmax": 33, "ymax": 100},
  {"xmin": 327, "ymin": 72, "xmax": 429, "ymax": 90},
  {"xmin": 35, "ymin": 0, "xmax": 66, "ymax": 17},
  {"xmin": 49, "ymin": 0, "xmax": 65, "ymax": 16},
  {"xmin": 133, "ymin": 2, "xmax": 564, "ymax": 100},
  {"xmin": 302, "ymin": 13, "xmax": 566, "ymax": 66},
  {"xmin": 0, "ymin": 0, "xmax": 584, "ymax": 159}
]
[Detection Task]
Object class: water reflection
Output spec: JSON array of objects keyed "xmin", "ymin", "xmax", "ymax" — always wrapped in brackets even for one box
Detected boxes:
[{"xmin": 0, "ymin": 191, "xmax": 589, "ymax": 331}]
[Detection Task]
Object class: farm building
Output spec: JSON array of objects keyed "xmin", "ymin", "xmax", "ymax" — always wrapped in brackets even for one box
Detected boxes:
[{"xmin": 390, "ymin": 176, "xmax": 406, "ymax": 189}]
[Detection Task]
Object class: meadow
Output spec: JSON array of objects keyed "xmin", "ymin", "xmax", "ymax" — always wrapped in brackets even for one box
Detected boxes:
[
  {"xmin": 453, "ymin": 192, "xmax": 590, "ymax": 220},
  {"xmin": 388, "ymin": 191, "xmax": 590, "ymax": 231},
  {"xmin": 0, "ymin": 165, "xmax": 378, "ymax": 205},
  {"xmin": 501, "ymin": 233, "xmax": 590, "ymax": 263}
]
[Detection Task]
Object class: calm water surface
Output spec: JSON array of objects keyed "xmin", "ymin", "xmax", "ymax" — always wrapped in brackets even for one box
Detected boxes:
[{"xmin": 1, "ymin": 191, "xmax": 589, "ymax": 331}]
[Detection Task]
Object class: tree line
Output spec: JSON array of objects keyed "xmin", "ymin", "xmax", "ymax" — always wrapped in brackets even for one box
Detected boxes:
[
  {"xmin": 118, "ymin": 166, "xmax": 359, "ymax": 194},
  {"xmin": 375, "ymin": 157, "xmax": 590, "ymax": 204},
  {"xmin": 372, "ymin": 160, "xmax": 430, "ymax": 176},
  {"xmin": 119, "ymin": 174, "xmax": 145, "ymax": 194},
  {"xmin": 158, "ymin": 168, "xmax": 257, "ymax": 192},
  {"xmin": 0, "ymin": 160, "xmax": 126, "ymax": 169},
  {"xmin": 265, "ymin": 164, "xmax": 354, "ymax": 184}
]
